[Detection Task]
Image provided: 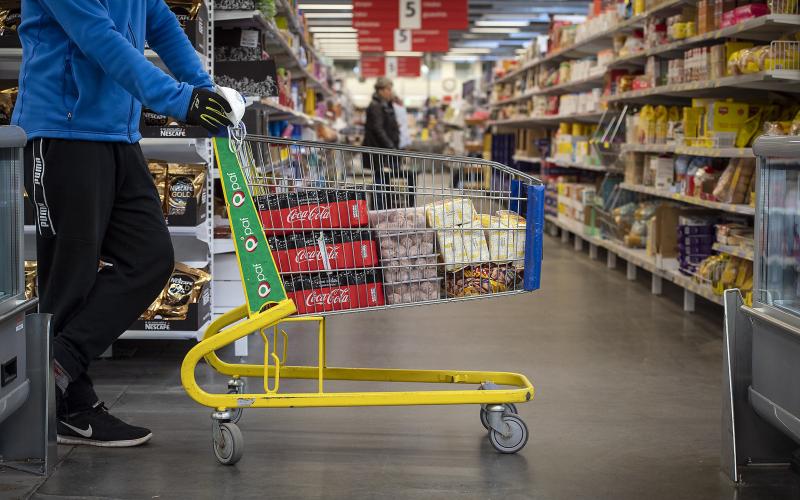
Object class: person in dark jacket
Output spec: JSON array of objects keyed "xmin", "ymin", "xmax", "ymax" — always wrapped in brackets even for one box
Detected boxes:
[
  {"xmin": 12, "ymin": 0, "xmax": 235, "ymax": 447},
  {"xmin": 363, "ymin": 77, "xmax": 412, "ymax": 209}
]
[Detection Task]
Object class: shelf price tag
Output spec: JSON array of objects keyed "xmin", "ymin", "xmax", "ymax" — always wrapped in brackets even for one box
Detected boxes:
[
  {"xmin": 240, "ymin": 29, "xmax": 259, "ymax": 48},
  {"xmin": 399, "ymin": 0, "xmax": 421, "ymax": 29}
]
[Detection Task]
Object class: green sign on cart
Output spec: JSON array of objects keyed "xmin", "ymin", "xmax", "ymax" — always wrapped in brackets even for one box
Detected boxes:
[{"xmin": 213, "ymin": 137, "xmax": 288, "ymax": 315}]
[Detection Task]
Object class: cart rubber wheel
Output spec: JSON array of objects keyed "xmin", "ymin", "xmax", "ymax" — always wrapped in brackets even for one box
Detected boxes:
[
  {"xmin": 480, "ymin": 403, "xmax": 518, "ymax": 430},
  {"xmin": 488, "ymin": 414, "xmax": 528, "ymax": 454},
  {"xmin": 213, "ymin": 423, "xmax": 244, "ymax": 465},
  {"xmin": 227, "ymin": 389, "xmax": 243, "ymax": 424}
]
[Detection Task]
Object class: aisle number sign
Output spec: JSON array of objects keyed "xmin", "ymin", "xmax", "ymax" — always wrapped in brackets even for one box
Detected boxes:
[
  {"xmin": 361, "ymin": 55, "xmax": 421, "ymax": 78},
  {"xmin": 353, "ymin": 0, "xmax": 467, "ymax": 30},
  {"xmin": 399, "ymin": 0, "xmax": 421, "ymax": 29},
  {"xmin": 358, "ymin": 28, "xmax": 449, "ymax": 52}
]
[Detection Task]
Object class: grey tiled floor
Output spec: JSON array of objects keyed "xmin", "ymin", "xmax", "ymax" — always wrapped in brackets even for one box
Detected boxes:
[{"xmin": 3, "ymin": 237, "xmax": 800, "ymax": 499}]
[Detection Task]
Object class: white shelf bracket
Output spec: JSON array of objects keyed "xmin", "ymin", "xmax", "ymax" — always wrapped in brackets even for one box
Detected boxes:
[
  {"xmin": 651, "ymin": 274, "xmax": 663, "ymax": 295},
  {"xmin": 573, "ymin": 235, "xmax": 583, "ymax": 252},
  {"xmin": 683, "ymin": 290, "xmax": 696, "ymax": 312},
  {"xmin": 607, "ymin": 251, "xmax": 617, "ymax": 269},
  {"xmin": 589, "ymin": 243, "xmax": 598, "ymax": 260}
]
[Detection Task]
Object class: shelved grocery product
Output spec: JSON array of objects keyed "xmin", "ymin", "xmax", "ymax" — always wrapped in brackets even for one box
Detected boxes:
[{"xmin": 487, "ymin": 0, "xmax": 798, "ymax": 311}]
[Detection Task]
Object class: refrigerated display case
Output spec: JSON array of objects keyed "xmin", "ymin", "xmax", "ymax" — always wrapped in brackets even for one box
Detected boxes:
[
  {"xmin": 0, "ymin": 125, "xmax": 30, "ymax": 426},
  {"xmin": 722, "ymin": 134, "xmax": 800, "ymax": 483}
]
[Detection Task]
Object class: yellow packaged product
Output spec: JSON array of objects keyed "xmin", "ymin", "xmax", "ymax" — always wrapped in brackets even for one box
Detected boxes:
[
  {"xmin": 425, "ymin": 198, "xmax": 477, "ymax": 228},
  {"xmin": 476, "ymin": 212, "xmax": 526, "ymax": 266},
  {"xmin": 433, "ymin": 222, "xmax": 490, "ymax": 272}
]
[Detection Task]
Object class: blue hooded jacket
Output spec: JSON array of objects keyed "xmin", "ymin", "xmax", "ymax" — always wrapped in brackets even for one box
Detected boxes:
[{"xmin": 11, "ymin": 0, "xmax": 213, "ymax": 143}]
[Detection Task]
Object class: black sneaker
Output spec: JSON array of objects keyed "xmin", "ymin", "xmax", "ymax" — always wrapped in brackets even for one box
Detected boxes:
[{"xmin": 57, "ymin": 401, "xmax": 152, "ymax": 447}]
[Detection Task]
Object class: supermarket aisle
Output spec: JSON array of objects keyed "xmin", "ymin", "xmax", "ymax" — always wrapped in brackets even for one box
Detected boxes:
[{"xmin": 8, "ymin": 236, "xmax": 800, "ymax": 500}]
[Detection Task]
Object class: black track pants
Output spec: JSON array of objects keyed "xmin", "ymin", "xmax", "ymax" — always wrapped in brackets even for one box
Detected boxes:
[{"xmin": 24, "ymin": 139, "xmax": 174, "ymax": 403}]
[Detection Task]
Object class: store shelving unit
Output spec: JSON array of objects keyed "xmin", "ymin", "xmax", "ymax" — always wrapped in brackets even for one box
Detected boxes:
[
  {"xmin": 619, "ymin": 182, "xmax": 755, "ymax": 215},
  {"xmin": 489, "ymin": 0, "xmax": 796, "ymax": 313},
  {"xmin": 545, "ymin": 156, "xmax": 609, "ymax": 172},
  {"xmin": 546, "ymin": 214, "xmax": 724, "ymax": 310},
  {"xmin": 513, "ymin": 154, "xmax": 542, "ymax": 164}
]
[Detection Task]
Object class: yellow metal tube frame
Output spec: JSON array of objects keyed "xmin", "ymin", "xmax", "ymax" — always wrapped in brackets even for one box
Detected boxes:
[{"xmin": 181, "ymin": 300, "xmax": 535, "ymax": 411}]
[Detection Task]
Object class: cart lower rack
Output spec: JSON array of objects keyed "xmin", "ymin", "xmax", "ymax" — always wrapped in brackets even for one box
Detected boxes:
[{"xmin": 181, "ymin": 131, "xmax": 544, "ymax": 465}]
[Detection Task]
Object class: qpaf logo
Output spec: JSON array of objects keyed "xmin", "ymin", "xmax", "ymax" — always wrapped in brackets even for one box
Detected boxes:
[
  {"xmin": 239, "ymin": 216, "xmax": 257, "ymax": 252},
  {"xmin": 244, "ymin": 235, "xmax": 258, "ymax": 252},
  {"xmin": 252, "ymin": 263, "xmax": 271, "ymax": 298},
  {"xmin": 226, "ymin": 171, "xmax": 246, "ymax": 207},
  {"xmin": 231, "ymin": 190, "xmax": 246, "ymax": 207}
]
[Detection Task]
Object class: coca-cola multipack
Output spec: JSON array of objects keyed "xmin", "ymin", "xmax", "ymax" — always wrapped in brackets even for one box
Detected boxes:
[
  {"xmin": 267, "ymin": 230, "xmax": 379, "ymax": 274},
  {"xmin": 255, "ymin": 189, "xmax": 369, "ymax": 235},
  {"xmin": 283, "ymin": 269, "xmax": 385, "ymax": 314}
]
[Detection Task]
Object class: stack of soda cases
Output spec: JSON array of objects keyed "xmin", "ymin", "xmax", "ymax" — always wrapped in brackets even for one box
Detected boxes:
[
  {"xmin": 677, "ymin": 215, "xmax": 716, "ymax": 276},
  {"xmin": 255, "ymin": 189, "xmax": 385, "ymax": 313}
]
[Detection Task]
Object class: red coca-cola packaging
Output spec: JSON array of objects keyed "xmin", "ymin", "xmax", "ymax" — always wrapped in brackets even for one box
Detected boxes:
[
  {"xmin": 255, "ymin": 189, "xmax": 369, "ymax": 235},
  {"xmin": 283, "ymin": 269, "xmax": 385, "ymax": 314},
  {"xmin": 267, "ymin": 230, "xmax": 379, "ymax": 273}
]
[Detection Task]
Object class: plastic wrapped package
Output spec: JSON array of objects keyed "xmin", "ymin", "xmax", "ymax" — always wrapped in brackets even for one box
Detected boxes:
[
  {"xmin": 384, "ymin": 278, "xmax": 443, "ymax": 304},
  {"xmin": 445, "ymin": 264, "xmax": 521, "ymax": 297},
  {"xmin": 475, "ymin": 211, "xmax": 527, "ymax": 266}
]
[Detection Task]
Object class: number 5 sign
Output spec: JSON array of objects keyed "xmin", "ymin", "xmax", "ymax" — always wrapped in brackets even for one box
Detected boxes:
[
  {"xmin": 393, "ymin": 29, "xmax": 412, "ymax": 51},
  {"xmin": 399, "ymin": 0, "xmax": 421, "ymax": 29}
]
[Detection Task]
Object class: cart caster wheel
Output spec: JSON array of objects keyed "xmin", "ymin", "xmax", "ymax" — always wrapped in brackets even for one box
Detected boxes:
[
  {"xmin": 480, "ymin": 403, "xmax": 518, "ymax": 430},
  {"xmin": 488, "ymin": 414, "xmax": 528, "ymax": 454},
  {"xmin": 213, "ymin": 422, "xmax": 244, "ymax": 465},
  {"xmin": 227, "ymin": 380, "xmax": 245, "ymax": 424}
]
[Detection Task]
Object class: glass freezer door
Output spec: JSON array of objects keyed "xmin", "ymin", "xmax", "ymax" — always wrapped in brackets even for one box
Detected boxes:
[
  {"xmin": 0, "ymin": 129, "xmax": 24, "ymax": 309},
  {"xmin": 755, "ymin": 137, "xmax": 800, "ymax": 318}
]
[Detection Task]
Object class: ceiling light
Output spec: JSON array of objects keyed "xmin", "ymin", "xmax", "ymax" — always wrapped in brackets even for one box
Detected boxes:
[
  {"xmin": 442, "ymin": 55, "xmax": 479, "ymax": 62},
  {"xmin": 449, "ymin": 47, "xmax": 491, "ymax": 54},
  {"xmin": 385, "ymin": 51, "xmax": 423, "ymax": 57},
  {"xmin": 309, "ymin": 26, "xmax": 357, "ymax": 32},
  {"xmin": 475, "ymin": 20, "xmax": 529, "ymax": 27},
  {"xmin": 304, "ymin": 12, "xmax": 352, "ymax": 18},
  {"xmin": 470, "ymin": 27, "xmax": 520, "ymax": 34},
  {"xmin": 298, "ymin": 3, "xmax": 353, "ymax": 9}
]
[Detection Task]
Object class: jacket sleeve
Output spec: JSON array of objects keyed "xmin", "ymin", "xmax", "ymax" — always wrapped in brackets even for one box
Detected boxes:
[
  {"xmin": 146, "ymin": 0, "xmax": 213, "ymax": 90},
  {"xmin": 40, "ymin": 0, "xmax": 194, "ymax": 120},
  {"xmin": 367, "ymin": 102, "xmax": 396, "ymax": 149}
]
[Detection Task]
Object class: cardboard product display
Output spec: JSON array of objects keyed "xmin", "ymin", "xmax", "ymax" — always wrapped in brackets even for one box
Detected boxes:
[
  {"xmin": 268, "ymin": 230, "xmax": 379, "ymax": 273},
  {"xmin": 283, "ymin": 269, "xmax": 385, "ymax": 314},
  {"xmin": 255, "ymin": 189, "xmax": 369, "ymax": 235}
]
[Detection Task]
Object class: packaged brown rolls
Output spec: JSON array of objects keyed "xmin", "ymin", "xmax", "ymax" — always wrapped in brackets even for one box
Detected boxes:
[{"xmin": 167, "ymin": 164, "xmax": 206, "ymax": 216}]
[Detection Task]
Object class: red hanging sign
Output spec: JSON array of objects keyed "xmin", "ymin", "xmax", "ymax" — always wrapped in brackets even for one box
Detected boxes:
[
  {"xmin": 396, "ymin": 57, "xmax": 421, "ymax": 77},
  {"xmin": 361, "ymin": 55, "xmax": 386, "ymax": 77},
  {"xmin": 353, "ymin": 0, "xmax": 467, "ymax": 30},
  {"xmin": 358, "ymin": 28, "xmax": 449, "ymax": 53}
]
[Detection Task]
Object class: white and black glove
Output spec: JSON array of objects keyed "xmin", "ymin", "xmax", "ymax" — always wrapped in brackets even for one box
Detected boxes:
[{"xmin": 185, "ymin": 87, "xmax": 234, "ymax": 133}]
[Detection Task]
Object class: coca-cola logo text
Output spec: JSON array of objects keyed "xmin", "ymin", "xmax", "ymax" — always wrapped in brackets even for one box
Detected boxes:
[
  {"xmin": 305, "ymin": 288, "xmax": 350, "ymax": 307},
  {"xmin": 286, "ymin": 204, "xmax": 331, "ymax": 223},
  {"xmin": 295, "ymin": 245, "xmax": 340, "ymax": 263}
]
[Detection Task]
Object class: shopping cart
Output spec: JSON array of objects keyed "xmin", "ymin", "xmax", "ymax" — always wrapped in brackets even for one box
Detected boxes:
[{"xmin": 181, "ymin": 130, "xmax": 545, "ymax": 465}]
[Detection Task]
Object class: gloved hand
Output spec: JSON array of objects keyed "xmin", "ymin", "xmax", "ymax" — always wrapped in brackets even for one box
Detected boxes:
[{"xmin": 185, "ymin": 87, "xmax": 233, "ymax": 133}]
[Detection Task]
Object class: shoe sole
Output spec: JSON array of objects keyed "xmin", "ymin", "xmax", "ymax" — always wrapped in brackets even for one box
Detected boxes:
[{"xmin": 57, "ymin": 433, "xmax": 152, "ymax": 448}]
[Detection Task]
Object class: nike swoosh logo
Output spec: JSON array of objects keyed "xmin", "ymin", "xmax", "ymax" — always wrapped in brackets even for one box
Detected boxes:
[{"xmin": 62, "ymin": 421, "xmax": 92, "ymax": 438}]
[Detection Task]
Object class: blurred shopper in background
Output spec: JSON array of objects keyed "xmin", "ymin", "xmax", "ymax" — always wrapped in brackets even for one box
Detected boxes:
[
  {"xmin": 363, "ymin": 77, "xmax": 400, "ymax": 209},
  {"xmin": 393, "ymin": 95, "xmax": 411, "ymax": 149}
]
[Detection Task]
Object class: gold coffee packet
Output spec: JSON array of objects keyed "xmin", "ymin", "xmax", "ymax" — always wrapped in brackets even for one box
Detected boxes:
[
  {"xmin": 0, "ymin": 87, "xmax": 17, "ymax": 126},
  {"xmin": 167, "ymin": 164, "xmax": 205, "ymax": 216},
  {"xmin": 0, "ymin": 1, "xmax": 20, "ymax": 35},
  {"xmin": 24, "ymin": 260, "xmax": 37, "ymax": 300},
  {"xmin": 145, "ymin": 263, "xmax": 210, "ymax": 320},
  {"xmin": 166, "ymin": 0, "xmax": 202, "ymax": 26},
  {"xmin": 148, "ymin": 162, "xmax": 168, "ymax": 213},
  {"xmin": 142, "ymin": 108, "xmax": 169, "ymax": 126}
]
